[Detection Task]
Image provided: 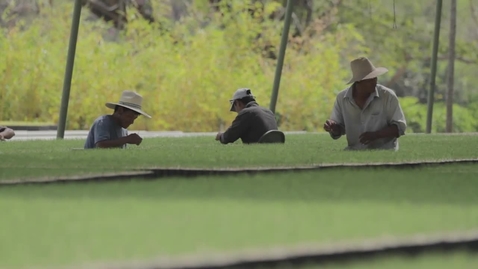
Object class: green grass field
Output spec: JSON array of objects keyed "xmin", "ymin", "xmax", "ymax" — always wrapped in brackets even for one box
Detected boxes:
[
  {"xmin": 1, "ymin": 133, "xmax": 477, "ymax": 180},
  {"xmin": 1, "ymin": 165, "xmax": 478, "ymax": 268},
  {"xmin": 0, "ymin": 133, "xmax": 477, "ymax": 269}
]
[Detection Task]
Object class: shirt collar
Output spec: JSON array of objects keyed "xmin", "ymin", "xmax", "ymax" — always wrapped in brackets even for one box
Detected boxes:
[
  {"xmin": 245, "ymin": 101, "xmax": 259, "ymax": 108},
  {"xmin": 344, "ymin": 84, "xmax": 380, "ymax": 99}
]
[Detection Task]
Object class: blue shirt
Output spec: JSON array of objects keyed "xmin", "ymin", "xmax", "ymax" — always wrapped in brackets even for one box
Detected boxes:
[{"xmin": 84, "ymin": 115, "xmax": 128, "ymax": 149}]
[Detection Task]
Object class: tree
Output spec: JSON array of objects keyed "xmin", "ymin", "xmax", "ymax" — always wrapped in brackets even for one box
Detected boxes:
[
  {"xmin": 81, "ymin": 0, "xmax": 154, "ymax": 30},
  {"xmin": 0, "ymin": 0, "xmax": 41, "ymax": 28}
]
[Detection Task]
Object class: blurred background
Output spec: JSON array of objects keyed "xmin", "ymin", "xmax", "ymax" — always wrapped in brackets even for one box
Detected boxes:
[{"xmin": 0, "ymin": 0, "xmax": 476, "ymax": 133}]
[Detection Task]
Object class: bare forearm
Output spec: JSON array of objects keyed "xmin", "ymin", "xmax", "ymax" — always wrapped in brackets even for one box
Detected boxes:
[
  {"xmin": 377, "ymin": 125, "xmax": 399, "ymax": 139},
  {"xmin": 96, "ymin": 137, "xmax": 130, "ymax": 148},
  {"xmin": 329, "ymin": 125, "xmax": 345, "ymax": 139}
]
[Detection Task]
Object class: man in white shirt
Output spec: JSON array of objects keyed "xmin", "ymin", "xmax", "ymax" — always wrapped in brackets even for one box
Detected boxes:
[{"xmin": 324, "ymin": 57, "xmax": 407, "ymax": 151}]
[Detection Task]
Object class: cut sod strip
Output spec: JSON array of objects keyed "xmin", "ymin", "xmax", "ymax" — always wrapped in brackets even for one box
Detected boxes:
[
  {"xmin": 0, "ymin": 133, "xmax": 477, "ymax": 180},
  {"xmin": 49, "ymin": 231, "xmax": 478, "ymax": 269},
  {"xmin": 1, "ymin": 158, "xmax": 478, "ymax": 186},
  {"xmin": 1, "ymin": 164, "xmax": 477, "ymax": 269}
]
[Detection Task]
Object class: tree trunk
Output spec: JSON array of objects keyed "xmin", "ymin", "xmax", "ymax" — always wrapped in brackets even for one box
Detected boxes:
[{"xmin": 446, "ymin": 0, "xmax": 457, "ymax": 133}]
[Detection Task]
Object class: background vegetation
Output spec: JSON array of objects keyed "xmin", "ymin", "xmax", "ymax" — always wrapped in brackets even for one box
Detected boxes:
[{"xmin": 0, "ymin": 0, "xmax": 477, "ymax": 132}]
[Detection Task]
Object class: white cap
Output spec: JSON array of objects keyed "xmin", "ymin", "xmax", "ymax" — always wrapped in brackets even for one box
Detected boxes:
[{"xmin": 229, "ymin": 88, "xmax": 255, "ymax": 111}]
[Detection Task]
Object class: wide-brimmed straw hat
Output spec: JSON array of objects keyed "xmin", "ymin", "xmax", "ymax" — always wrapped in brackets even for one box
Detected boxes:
[
  {"xmin": 346, "ymin": 57, "xmax": 388, "ymax": 84},
  {"xmin": 105, "ymin": 90, "xmax": 151, "ymax": 118}
]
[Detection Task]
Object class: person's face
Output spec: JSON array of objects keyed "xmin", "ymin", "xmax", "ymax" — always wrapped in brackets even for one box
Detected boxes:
[
  {"xmin": 231, "ymin": 100, "xmax": 245, "ymax": 113},
  {"xmin": 117, "ymin": 107, "xmax": 140, "ymax": 128},
  {"xmin": 356, "ymin": 77, "xmax": 377, "ymax": 92}
]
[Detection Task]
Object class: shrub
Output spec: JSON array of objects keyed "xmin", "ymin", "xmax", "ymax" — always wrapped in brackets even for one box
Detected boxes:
[
  {"xmin": 0, "ymin": 1, "xmax": 368, "ymax": 131},
  {"xmin": 399, "ymin": 97, "xmax": 477, "ymax": 133},
  {"xmin": 1, "ymin": 1, "xmax": 474, "ymax": 133}
]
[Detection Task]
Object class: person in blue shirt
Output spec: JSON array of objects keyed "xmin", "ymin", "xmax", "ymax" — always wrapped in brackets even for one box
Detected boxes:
[{"xmin": 84, "ymin": 90, "xmax": 151, "ymax": 149}]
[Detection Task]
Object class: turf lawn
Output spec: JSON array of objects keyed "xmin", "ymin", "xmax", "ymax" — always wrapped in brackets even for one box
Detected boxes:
[
  {"xmin": 1, "ymin": 163, "xmax": 478, "ymax": 268},
  {"xmin": 0, "ymin": 133, "xmax": 477, "ymax": 180},
  {"xmin": 0, "ymin": 133, "xmax": 477, "ymax": 269}
]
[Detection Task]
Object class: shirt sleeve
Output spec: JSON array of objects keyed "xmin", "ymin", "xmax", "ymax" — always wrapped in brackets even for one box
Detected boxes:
[
  {"xmin": 329, "ymin": 97, "xmax": 346, "ymax": 140},
  {"xmin": 387, "ymin": 94, "xmax": 407, "ymax": 137},
  {"xmin": 220, "ymin": 111, "xmax": 252, "ymax": 144},
  {"xmin": 93, "ymin": 118, "xmax": 113, "ymax": 146}
]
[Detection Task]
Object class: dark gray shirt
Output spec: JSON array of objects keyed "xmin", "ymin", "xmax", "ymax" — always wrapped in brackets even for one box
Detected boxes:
[
  {"xmin": 84, "ymin": 115, "xmax": 128, "ymax": 149},
  {"xmin": 220, "ymin": 102, "xmax": 278, "ymax": 144}
]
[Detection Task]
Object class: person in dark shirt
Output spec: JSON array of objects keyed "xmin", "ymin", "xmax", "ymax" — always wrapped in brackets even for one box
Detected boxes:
[
  {"xmin": 0, "ymin": 126, "xmax": 15, "ymax": 141},
  {"xmin": 216, "ymin": 88, "xmax": 278, "ymax": 144}
]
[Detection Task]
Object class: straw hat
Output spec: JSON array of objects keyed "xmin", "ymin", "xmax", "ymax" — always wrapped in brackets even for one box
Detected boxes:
[
  {"xmin": 105, "ymin": 90, "xmax": 151, "ymax": 118},
  {"xmin": 346, "ymin": 57, "xmax": 388, "ymax": 84}
]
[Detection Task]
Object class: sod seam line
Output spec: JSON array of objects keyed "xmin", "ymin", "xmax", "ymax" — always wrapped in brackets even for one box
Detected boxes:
[
  {"xmin": 0, "ymin": 171, "xmax": 155, "ymax": 186},
  {"xmin": 1, "ymin": 158, "xmax": 478, "ymax": 186},
  {"xmin": 61, "ymin": 230, "xmax": 478, "ymax": 269}
]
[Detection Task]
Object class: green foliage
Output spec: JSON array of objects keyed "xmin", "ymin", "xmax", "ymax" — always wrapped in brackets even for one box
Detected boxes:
[
  {"xmin": 0, "ymin": 1, "xmax": 366, "ymax": 131},
  {"xmin": 399, "ymin": 97, "xmax": 478, "ymax": 133},
  {"xmin": 0, "ymin": 1, "xmax": 476, "ymax": 133},
  {"xmin": 333, "ymin": 0, "xmax": 478, "ymax": 104}
]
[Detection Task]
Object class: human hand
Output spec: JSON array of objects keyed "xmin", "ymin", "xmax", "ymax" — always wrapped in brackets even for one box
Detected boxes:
[
  {"xmin": 127, "ymin": 133, "xmax": 143, "ymax": 145},
  {"xmin": 359, "ymin": 131, "xmax": 379, "ymax": 145},
  {"xmin": 323, "ymin": 119, "xmax": 342, "ymax": 135}
]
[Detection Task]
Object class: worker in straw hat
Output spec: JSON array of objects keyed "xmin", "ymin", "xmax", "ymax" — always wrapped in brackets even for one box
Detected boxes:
[
  {"xmin": 216, "ymin": 88, "xmax": 278, "ymax": 144},
  {"xmin": 84, "ymin": 90, "xmax": 151, "ymax": 149},
  {"xmin": 323, "ymin": 57, "xmax": 407, "ymax": 151}
]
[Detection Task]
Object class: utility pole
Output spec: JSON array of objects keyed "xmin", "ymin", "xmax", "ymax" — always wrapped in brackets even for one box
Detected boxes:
[
  {"xmin": 446, "ymin": 0, "xmax": 457, "ymax": 133},
  {"xmin": 426, "ymin": 0, "xmax": 443, "ymax": 133},
  {"xmin": 269, "ymin": 0, "xmax": 294, "ymax": 114},
  {"xmin": 57, "ymin": 0, "xmax": 82, "ymax": 139}
]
